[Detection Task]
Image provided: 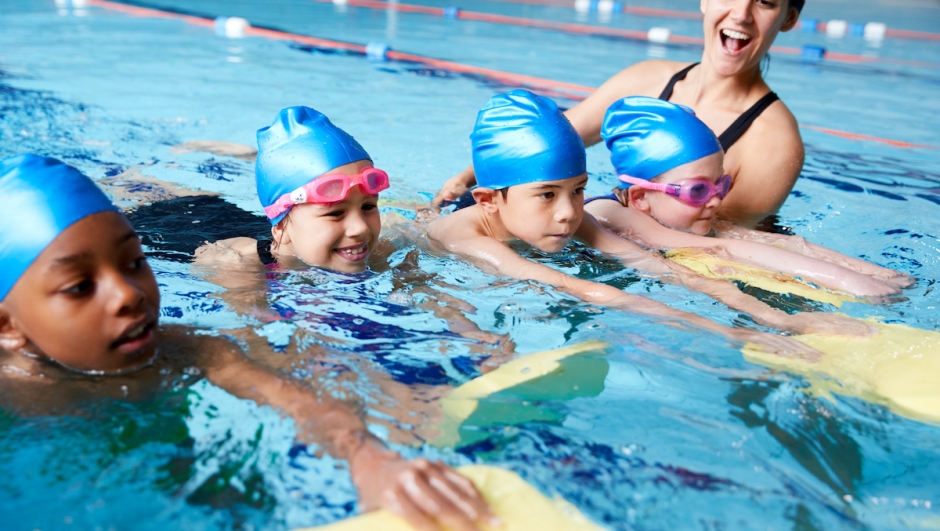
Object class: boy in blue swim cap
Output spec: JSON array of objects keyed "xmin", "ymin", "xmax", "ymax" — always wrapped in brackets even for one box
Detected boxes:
[
  {"xmin": 0, "ymin": 154, "xmax": 496, "ymax": 531},
  {"xmin": 428, "ymin": 90, "xmax": 845, "ymax": 348},
  {"xmin": 585, "ymin": 97, "xmax": 910, "ymax": 296}
]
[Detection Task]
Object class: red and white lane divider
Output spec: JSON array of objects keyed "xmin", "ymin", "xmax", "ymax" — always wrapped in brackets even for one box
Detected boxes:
[{"xmin": 85, "ymin": 0, "xmax": 936, "ymax": 149}]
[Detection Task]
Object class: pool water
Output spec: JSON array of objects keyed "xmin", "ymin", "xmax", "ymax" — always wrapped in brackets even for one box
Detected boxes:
[{"xmin": 1, "ymin": 0, "xmax": 939, "ymax": 529}]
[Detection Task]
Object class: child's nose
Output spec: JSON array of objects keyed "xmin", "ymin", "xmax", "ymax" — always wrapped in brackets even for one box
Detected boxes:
[
  {"xmin": 107, "ymin": 272, "xmax": 145, "ymax": 316},
  {"xmin": 345, "ymin": 211, "xmax": 370, "ymax": 237},
  {"xmin": 555, "ymin": 197, "xmax": 578, "ymax": 223}
]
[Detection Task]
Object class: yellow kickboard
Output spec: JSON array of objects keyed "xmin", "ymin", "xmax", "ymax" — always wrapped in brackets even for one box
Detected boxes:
[
  {"xmin": 433, "ymin": 340, "xmax": 610, "ymax": 447},
  {"xmin": 298, "ymin": 465, "xmax": 606, "ymax": 531},
  {"xmin": 742, "ymin": 321, "xmax": 940, "ymax": 424},
  {"xmin": 665, "ymin": 247, "xmax": 859, "ymax": 307}
]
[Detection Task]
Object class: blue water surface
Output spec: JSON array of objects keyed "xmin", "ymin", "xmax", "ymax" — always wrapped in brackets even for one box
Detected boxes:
[{"xmin": 1, "ymin": 0, "xmax": 939, "ymax": 529}]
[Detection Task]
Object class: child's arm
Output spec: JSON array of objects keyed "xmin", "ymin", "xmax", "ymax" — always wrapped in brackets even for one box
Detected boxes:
[
  {"xmin": 442, "ymin": 232, "xmax": 823, "ymax": 360},
  {"xmin": 577, "ymin": 215, "xmax": 877, "ymax": 338},
  {"xmin": 621, "ymin": 212, "xmax": 900, "ymax": 299},
  {"xmin": 189, "ymin": 330, "xmax": 496, "ymax": 530},
  {"xmin": 713, "ymin": 220, "xmax": 913, "ymax": 288}
]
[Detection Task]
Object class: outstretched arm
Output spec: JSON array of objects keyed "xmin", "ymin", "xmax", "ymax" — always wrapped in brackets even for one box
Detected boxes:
[
  {"xmin": 578, "ymin": 214, "xmax": 876, "ymax": 338},
  {"xmin": 713, "ymin": 220, "xmax": 913, "ymax": 288},
  {"xmin": 619, "ymin": 211, "xmax": 899, "ymax": 299},
  {"xmin": 444, "ymin": 231, "xmax": 821, "ymax": 359},
  {"xmin": 192, "ymin": 331, "xmax": 496, "ymax": 531}
]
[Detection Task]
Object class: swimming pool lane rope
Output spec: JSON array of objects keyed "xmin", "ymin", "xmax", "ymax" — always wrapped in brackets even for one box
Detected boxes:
[
  {"xmin": 468, "ymin": 0, "xmax": 940, "ymax": 42},
  {"xmin": 315, "ymin": 0, "xmax": 940, "ymax": 69},
  {"xmin": 85, "ymin": 0, "xmax": 936, "ymax": 149}
]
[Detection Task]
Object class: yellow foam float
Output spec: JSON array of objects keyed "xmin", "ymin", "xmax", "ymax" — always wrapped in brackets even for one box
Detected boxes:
[
  {"xmin": 299, "ymin": 465, "xmax": 606, "ymax": 531},
  {"xmin": 743, "ymin": 321, "xmax": 940, "ymax": 424},
  {"xmin": 665, "ymin": 247, "xmax": 859, "ymax": 307},
  {"xmin": 432, "ymin": 340, "xmax": 610, "ymax": 448}
]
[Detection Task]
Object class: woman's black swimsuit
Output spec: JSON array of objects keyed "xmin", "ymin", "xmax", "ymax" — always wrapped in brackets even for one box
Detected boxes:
[
  {"xmin": 586, "ymin": 63, "xmax": 781, "ymax": 208},
  {"xmin": 659, "ymin": 62, "xmax": 779, "ymax": 152}
]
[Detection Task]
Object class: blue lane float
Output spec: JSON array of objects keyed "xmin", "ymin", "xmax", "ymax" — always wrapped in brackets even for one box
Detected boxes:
[
  {"xmin": 801, "ymin": 45, "xmax": 826, "ymax": 63},
  {"xmin": 443, "ymin": 6, "xmax": 461, "ymax": 19},
  {"xmin": 365, "ymin": 41, "xmax": 391, "ymax": 61}
]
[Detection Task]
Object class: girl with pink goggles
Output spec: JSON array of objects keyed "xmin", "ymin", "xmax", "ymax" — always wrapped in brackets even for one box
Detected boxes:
[
  {"xmin": 263, "ymin": 167, "xmax": 390, "ymax": 220},
  {"xmin": 618, "ymin": 174, "xmax": 732, "ymax": 207}
]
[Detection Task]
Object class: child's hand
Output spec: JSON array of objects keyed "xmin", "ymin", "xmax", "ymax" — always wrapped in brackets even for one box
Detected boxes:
[
  {"xmin": 784, "ymin": 313, "xmax": 878, "ymax": 338},
  {"xmin": 350, "ymin": 441, "xmax": 499, "ymax": 531},
  {"xmin": 431, "ymin": 172, "xmax": 475, "ymax": 209},
  {"xmin": 730, "ymin": 329, "xmax": 823, "ymax": 363}
]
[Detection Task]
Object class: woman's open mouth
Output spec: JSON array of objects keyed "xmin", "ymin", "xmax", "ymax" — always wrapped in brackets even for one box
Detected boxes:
[{"xmin": 720, "ymin": 28, "xmax": 753, "ymax": 55}]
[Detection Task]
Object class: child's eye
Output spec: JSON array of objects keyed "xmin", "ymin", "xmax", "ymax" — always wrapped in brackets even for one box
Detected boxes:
[
  {"xmin": 129, "ymin": 256, "xmax": 147, "ymax": 270},
  {"xmin": 324, "ymin": 209, "xmax": 345, "ymax": 218},
  {"xmin": 540, "ymin": 191, "xmax": 555, "ymax": 199},
  {"xmin": 574, "ymin": 187, "xmax": 586, "ymax": 195},
  {"xmin": 362, "ymin": 203, "xmax": 378, "ymax": 212},
  {"xmin": 62, "ymin": 279, "xmax": 94, "ymax": 296}
]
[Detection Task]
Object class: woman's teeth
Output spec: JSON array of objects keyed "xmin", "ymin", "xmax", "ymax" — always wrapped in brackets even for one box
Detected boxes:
[{"xmin": 722, "ymin": 29, "xmax": 750, "ymax": 40}]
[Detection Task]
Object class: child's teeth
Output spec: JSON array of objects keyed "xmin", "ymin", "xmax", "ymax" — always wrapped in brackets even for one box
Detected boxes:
[{"xmin": 722, "ymin": 29, "xmax": 750, "ymax": 40}]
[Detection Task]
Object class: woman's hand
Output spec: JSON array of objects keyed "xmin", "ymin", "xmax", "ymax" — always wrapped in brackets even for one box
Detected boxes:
[{"xmin": 349, "ymin": 439, "xmax": 500, "ymax": 531}]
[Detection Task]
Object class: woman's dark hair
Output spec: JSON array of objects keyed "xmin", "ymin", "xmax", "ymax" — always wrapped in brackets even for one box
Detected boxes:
[{"xmin": 789, "ymin": 0, "xmax": 805, "ymax": 12}]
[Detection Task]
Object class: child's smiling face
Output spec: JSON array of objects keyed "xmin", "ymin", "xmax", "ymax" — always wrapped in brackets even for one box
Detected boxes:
[
  {"xmin": 496, "ymin": 174, "xmax": 588, "ymax": 252},
  {"xmin": 629, "ymin": 152, "xmax": 726, "ymax": 236},
  {"xmin": 0, "ymin": 211, "xmax": 161, "ymax": 373},
  {"xmin": 272, "ymin": 160, "xmax": 382, "ymax": 273}
]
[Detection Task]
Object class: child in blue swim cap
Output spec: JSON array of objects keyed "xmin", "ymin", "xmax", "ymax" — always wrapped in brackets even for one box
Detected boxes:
[
  {"xmin": 0, "ymin": 154, "xmax": 495, "ymax": 530},
  {"xmin": 198, "ymin": 106, "xmax": 389, "ymax": 274},
  {"xmin": 585, "ymin": 96, "xmax": 910, "ymax": 296},
  {"xmin": 428, "ymin": 90, "xmax": 845, "ymax": 350}
]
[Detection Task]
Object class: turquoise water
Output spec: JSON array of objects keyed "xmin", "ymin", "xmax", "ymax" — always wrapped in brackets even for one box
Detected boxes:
[{"xmin": 1, "ymin": 0, "xmax": 939, "ymax": 529}]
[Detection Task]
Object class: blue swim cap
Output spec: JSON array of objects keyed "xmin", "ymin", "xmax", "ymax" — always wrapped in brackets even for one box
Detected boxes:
[
  {"xmin": 601, "ymin": 96, "xmax": 721, "ymax": 188},
  {"xmin": 0, "ymin": 154, "xmax": 119, "ymax": 301},
  {"xmin": 256, "ymin": 106, "xmax": 371, "ymax": 224},
  {"xmin": 472, "ymin": 90, "xmax": 586, "ymax": 190}
]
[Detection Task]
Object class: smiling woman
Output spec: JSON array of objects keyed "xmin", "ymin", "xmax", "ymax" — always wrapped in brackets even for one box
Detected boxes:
[{"xmin": 436, "ymin": 0, "xmax": 806, "ymax": 229}]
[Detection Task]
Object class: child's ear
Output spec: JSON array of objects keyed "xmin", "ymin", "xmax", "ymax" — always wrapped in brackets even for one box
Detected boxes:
[
  {"xmin": 471, "ymin": 188, "xmax": 500, "ymax": 216},
  {"xmin": 628, "ymin": 186, "xmax": 652, "ymax": 213},
  {"xmin": 271, "ymin": 218, "xmax": 292, "ymax": 247},
  {"xmin": 0, "ymin": 309, "xmax": 28, "ymax": 351}
]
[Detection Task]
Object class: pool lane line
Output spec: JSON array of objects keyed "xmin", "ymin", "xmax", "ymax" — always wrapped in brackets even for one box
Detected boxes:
[
  {"xmin": 86, "ymin": 0, "xmax": 595, "ymax": 98},
  {"xmin": 86, "ymin": 0, "xmax": 936, "ymax": 150},
  {"xmin": 317, "ymin": 0, "xmax": 940, "ymax": 69},
  {"xmin": 470, "ymin": 0, "xmax": 940, "ymax": 42},
  {"xmin": 800, "ymin": 125, "xmax": 936, "ymax": 149}
]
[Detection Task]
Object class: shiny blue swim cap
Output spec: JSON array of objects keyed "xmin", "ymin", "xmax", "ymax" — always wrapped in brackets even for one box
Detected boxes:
[
  {"xmin": 256, "ymin": 106, "xmax": 371, "ymax": 224},
  {"xmin": 472, "ymin": 90, "xmax": 586, "ymax": 190},
  {"xmin": 0, "ymin": 154, "xmax": 119, "ymax": 301},
  {"xmin": 602, "ymin": 96, "xmax": 721, "ymax": 188}
]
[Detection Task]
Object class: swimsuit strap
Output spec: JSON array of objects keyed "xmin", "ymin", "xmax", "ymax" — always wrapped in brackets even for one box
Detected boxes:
[
  {"xmin": 658, "ymin": 62, "xmax": 699, "ymax": 100},
  {"xmin": 716, "ymin": 91, "xmax": 779, "ymax": 151},
  {"xmin": 257, "ymin": 238, "xmax": 277, "ymax": 265},
  {"xmin": 659, "ymin": 62, "xmax": 780, "ymax": 151},
  {"xmin": 584, "ymin": 193, "xmax": 622, "ymax": 206}
]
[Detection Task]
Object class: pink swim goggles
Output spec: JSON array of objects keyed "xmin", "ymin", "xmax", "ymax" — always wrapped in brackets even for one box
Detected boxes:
[
  {"xmin": 619, "ymin": 174, "xmax": 732, "ymax": 207},
  {"xmin": 264, "ymin": 167, "xmax": 390, "ymax": 220}
]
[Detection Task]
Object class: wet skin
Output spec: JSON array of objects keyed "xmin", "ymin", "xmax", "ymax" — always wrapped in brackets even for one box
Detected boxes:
[{"xmin": 273, "ymin": 160, "xmax": 381, "ymax": 274}]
